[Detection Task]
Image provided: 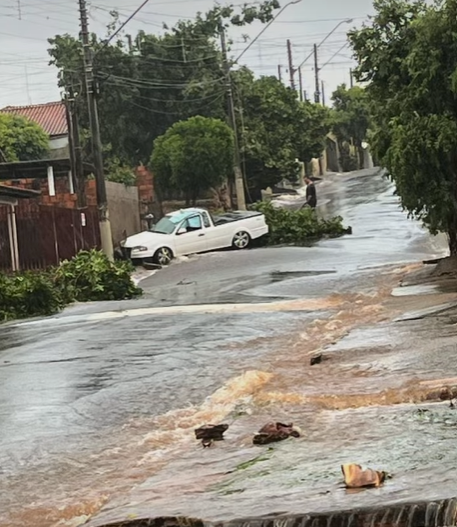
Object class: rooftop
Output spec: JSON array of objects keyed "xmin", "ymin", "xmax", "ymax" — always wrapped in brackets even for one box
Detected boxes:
[
  {"xmin": 0, "ymin": 184, "xmax": 40, "ymax": 200},
  {"xmin": 0, "ymin": 158, "xmax": 94, "ymax": 179},
  {"xmin": 0, "ymin": 101, "xmax": 68, "ymax": 137}
]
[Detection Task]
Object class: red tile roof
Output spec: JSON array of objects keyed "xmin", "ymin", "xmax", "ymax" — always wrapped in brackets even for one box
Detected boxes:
[{"xmin": 0, "ymin": 101, "xmax": 68, "ymax": 137}]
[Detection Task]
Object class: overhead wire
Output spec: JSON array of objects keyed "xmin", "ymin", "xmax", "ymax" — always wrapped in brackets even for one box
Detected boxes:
[
  {"xmin": 126, "ymin": 92, "xmax": 226, "ymax": 115},
  {"xmin": 0, "ymin": 0, "xmax": 359, "ymax": 107}
]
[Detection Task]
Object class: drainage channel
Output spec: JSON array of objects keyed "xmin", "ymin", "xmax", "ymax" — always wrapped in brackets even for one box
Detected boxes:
[{"xmin": 87, "ymin": 498, "xmax": 457, "ymax": 527}]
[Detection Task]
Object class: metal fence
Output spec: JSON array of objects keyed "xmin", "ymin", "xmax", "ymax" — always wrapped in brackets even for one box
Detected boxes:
[{"xmin": 0, "ymin": 201, "xmax": 101, "ymax": 272}]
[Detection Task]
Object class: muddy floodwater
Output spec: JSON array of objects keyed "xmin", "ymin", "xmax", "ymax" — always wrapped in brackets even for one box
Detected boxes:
[{"xmin": 2, "ymin": 169, "xmax": 457, "ymax": 527}]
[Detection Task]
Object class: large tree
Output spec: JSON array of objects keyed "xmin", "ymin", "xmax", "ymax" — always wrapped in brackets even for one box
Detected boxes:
[
  {"xmin": 331, "ymin": 84, "xmax": 370, "ymax": 171},
  {"xmin": 235, "ymin": 72, "xmax": 329, "ymax": 198},
  {"xmin": 349, "ymin": 0, "xmax": 457, "ymax": 254},
  {"xmin": 47, "ymin": 2, "xmax": 280, "ymax": 169},
  {"xmin": 150, "ymin": 116, "xmax": 234, "ymax": 205},
  {"xmin": 0, "ymin": 114, "xmax": 49, "ymax": 162}
]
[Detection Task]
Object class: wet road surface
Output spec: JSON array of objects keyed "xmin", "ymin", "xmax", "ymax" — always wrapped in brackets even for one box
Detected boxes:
[{"xmin": 1, "ymin": 168, "xmax": 455, "ymax": 527}]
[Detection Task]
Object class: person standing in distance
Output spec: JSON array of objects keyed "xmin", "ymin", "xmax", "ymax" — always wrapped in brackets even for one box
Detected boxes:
[{"xmin": 304, "ymin": 176, "xmax": 317, "ymax": 209}]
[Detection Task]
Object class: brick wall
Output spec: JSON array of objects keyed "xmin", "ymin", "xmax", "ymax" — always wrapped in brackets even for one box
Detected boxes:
[
  {"xmin": 2, "ymin": 166, "xmax": 157, "ymax": 236},
  {"xmin": 136, "ymin": 165, "xmax": 154, "ymax": 203},
  {"xmin": 1, "ymin": 177, "xmax": 97, "ymax": 208},
  {"xmin": 135, "ymin": 165, "xmax": 162, "ymax": 228}
]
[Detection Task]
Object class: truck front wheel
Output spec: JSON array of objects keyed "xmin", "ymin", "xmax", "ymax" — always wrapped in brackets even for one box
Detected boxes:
[{"xmin": 153, "ymin": 247, "xmax": 173, "ymax": 265}]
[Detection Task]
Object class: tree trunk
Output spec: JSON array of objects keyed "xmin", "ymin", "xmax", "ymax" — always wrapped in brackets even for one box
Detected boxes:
[
  {"xmin": 357, "ymin": 146, "xmax": 365, "ymax": 170},
  {"xmin": 448, "ymin": 228, "xmax": 457, "ymax": 256}
]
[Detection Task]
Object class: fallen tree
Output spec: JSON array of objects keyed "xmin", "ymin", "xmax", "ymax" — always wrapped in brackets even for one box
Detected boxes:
[
  {"xmin": 252, "ymin": 201, "xmax": 350, "ymax": 245},
  {"xmin": 0, "ymin": 250, "xmax": 142, "ymax": 322}
]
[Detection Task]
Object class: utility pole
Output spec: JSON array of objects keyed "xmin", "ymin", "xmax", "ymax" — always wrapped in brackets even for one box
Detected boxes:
[
  {"xmin": 287, "ymin": 39, "xmax": 296, "ymax": 90},
  {"xmin": 321, "ymin": 80, "xmax": 326, "ymax": 106},
  {"xmin": 78, "ymin": 0, "xmax": 114, "ymax": 259},
  {"xmin": 313, "ymin": 44, "xmax": 320, "ymax": 103},
  {"xmin": 350, "ymin": 68, "xmax": 354, "ymax": 88},
  {"xmin": 298, "ymin": 67, "xmax": 304, "ymax": 102},
  {"xmin": 220, "ymin": 28, "xmax": 246, "ymax": 210},
  {"xmin": 64, "ymin": 96, "xmax": 77, "ymax": 196},
  {"xmin": 24, "ymin": 65, "xmax": 31, "ymax": 105},
  {"xmin": 278, "ymin": 64, "xmax": 282, "ymax": 82},
  {"xmin": 65, "ymin": 91, "xmax": 86, "ymax": 208}
]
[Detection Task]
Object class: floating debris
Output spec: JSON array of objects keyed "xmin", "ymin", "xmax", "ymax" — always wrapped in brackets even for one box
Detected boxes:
[
  {"xmin": 194, "ymin": 424, "xmax": 229, "ymax": 445},
  {"xmin": 310, "ymin": 354, "xmax": 323, "ymax": 366},
  {"xmin": 342, "ymin": 463, "xmax": 388, "ymax": 488},
  {"xmin": 253, "ymin": 422, "xmax": 301, "ymax": 445}
]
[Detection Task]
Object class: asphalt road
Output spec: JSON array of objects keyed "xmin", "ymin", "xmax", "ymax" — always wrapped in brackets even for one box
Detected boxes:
[{"xmin": 0, "ymin": 168, "xmax": 449, "ymax": 526}]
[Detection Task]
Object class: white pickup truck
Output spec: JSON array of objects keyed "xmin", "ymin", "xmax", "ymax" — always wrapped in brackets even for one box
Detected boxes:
[{"xmin": 121, "ymin": 207, "xmax": 269, "ymax": 265}]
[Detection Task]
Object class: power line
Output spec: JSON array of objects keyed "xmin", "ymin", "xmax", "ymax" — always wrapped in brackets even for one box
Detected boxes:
[{"xmin": 95, "ymin": 0, "xmax": 151, "ymax": 56}]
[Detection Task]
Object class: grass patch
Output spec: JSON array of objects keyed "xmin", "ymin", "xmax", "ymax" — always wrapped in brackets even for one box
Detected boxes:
[{"xmin": 236, "ymin": 453, "xmax": 271, "ymax": 471}]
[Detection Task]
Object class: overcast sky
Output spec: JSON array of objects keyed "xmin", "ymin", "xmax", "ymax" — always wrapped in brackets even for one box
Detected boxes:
[{"xmin": 0, "ymin": 0, "xmax": 375, "ymax": 109}]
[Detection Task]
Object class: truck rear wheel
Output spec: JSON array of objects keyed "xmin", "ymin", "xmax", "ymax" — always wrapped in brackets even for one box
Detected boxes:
[{"xmin": 232, "ymin": 231, "xmax": 250, "ymax": 250}]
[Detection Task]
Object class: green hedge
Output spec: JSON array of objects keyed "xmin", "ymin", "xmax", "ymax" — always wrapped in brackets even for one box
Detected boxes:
[
  {"xmin": 0, "ymin": 250, "xmax": 142, "ymax": 322},
  {"xmin": 252, "ymin": 201, "xmax": 349, "ymax": 245}
]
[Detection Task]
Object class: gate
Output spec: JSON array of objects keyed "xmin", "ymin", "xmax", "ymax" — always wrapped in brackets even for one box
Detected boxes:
[{"xmin": 0, "ymin": 201, "xmax": 101, "ymax": 272}]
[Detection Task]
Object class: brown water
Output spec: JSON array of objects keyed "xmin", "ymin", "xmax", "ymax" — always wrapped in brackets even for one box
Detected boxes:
[
  {"xmin": 84, "ymin": 270, "xmax": 457, "ymax": 527},
  {"xmin": 3, "ymin": 171, "xmax": 457, "ymax": 527},
  {"xmin": 3, "ymin": 265, "xmax": 457, "ymax": 527}
]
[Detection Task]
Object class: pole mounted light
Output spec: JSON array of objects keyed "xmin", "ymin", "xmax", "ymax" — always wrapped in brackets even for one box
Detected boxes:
[{"xmin": 235, "ymin": 0, "xmax": 303, "ymax": 64}]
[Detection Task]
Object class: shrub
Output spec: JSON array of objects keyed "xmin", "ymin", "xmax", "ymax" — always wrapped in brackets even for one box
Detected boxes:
[
  {"xmin": 0, "ymin": 250, "xmax": 142, "ymax": 322},
  {"xmin": 252, "ymin": 201, "xmax": 349, "ymax": 245},
  {"xmin": 54, "ymin": 250, "xmax": 142, "ymax": 303},
  {"xmin": 0, "ymin": 271, "xmax": 64, "ymax": 322}
]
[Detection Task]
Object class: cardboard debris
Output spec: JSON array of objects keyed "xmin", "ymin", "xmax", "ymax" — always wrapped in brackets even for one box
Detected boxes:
[
  {"xmin": 253, "ymin": 422, "xmax": 301, "ymax": 445},
  {"xmin": 341, "ymin": 463, "xmax": 388, "ymax": 488}
]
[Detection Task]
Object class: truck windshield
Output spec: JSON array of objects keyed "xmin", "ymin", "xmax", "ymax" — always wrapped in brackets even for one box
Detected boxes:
[{"xmin": 152, "ymin": 217, "xmax": 179, "ymax": 234}]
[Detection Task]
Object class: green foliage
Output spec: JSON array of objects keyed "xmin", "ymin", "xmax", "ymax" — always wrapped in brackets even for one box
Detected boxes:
[
  {"xmin": 348, "ymin": 0, "xmax": 457, "ymax": 252},
  {"xmin": 0, "ymin": 113, "xmax": 49, "ymax": 162},
  {"xmin": 235, "ymin": 73, "xmax": 330, "ymax": 196},
  {"xmin": 0, "ymin": 272, "xmax": 63, "ymax": 321},
  {"xmin": 54, "ymin": 250, "xmax": 142, "ymax": 303},
  {"xmin": 106, "ymin": 156, "xmax": 136, "ymax": 186},
  {"xmin": 47, "ymin": 2, "xmax": 280, "ymax": 168},
  {"xmin": 48, "ymin": 4, "xmax": 332, "ymax": 201},
  {"xmin": 151, "ymin": 116, "xmax": 234, "ymax": 204},
  {"xmin": 252, "ymin": 201, "xmax": 348, "ymax": 245},
  {"xmin": 0, "ymin": 250, "xmax": 141, "ymax": 322},
  {"xmin": 330, "ymin": 84, "xmax": 371, "ymax": 172}
]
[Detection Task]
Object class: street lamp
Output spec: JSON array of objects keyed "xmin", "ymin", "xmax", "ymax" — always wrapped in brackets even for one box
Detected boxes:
[{"xmin": 235, "ymin": 0, "xmax": 303, "ymax": 64}]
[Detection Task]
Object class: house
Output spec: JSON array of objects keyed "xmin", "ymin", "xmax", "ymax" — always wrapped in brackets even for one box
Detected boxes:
[{"xmin": 0, "ymin": 101, "xmax": 69, "ymax": 159}]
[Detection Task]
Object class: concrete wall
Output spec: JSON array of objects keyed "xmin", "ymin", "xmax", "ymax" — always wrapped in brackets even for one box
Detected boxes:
[{"xmin": 106, "ymin": 181, "xmax": 141, "ymax": 246}]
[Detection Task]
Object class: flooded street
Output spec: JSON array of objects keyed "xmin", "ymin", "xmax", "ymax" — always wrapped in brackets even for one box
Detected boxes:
[{"xmin": 2, "ymin": 168, "xmax": 457, "ymax": 527}]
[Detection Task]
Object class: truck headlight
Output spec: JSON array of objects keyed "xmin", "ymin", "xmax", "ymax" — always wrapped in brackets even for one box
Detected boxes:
[{"xmin": 133, "ymin": 246, "xmax": 148, "ymax": 252}]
